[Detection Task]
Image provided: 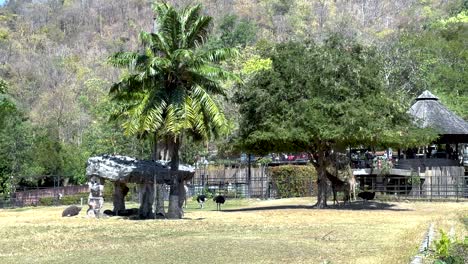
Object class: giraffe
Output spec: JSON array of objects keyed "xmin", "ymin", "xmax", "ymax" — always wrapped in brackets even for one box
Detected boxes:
[
  {"xmin": 325, "ymin": 152, "xmax": 357, "ymax": 204},
  {"xmin": 325, "ymin": 170, "xmax": 350, "ymax": 205}
]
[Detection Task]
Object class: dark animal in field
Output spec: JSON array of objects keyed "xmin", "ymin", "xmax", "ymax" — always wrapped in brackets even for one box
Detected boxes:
[
  {"xmin": 117, "ymin": 208, "xmax": 139, "ymax": 216},
  {"xmin": 213, "ymin": 195, "xmax": 226, "ymax": 211},
  {"xmin": 103, "ymin": 209, "xmax": 115, "ymax": 216},
  {"xmin": 155, "ymin": 212, "xmax": 166, "ymax": 219},
  {"xmin": 103, "ymin": 208, "xmax": 139, "ymax": 217},
  {"xmin": 197, "ymin": 195, "xmax": 207, "ymax": 209},
  {"xmin": 358, "ymin": 191, "xmax": 376, "ymax": 202},
  {"xmin": 62, "ymin": 205, "xmax": 82, "ymax": 217}
]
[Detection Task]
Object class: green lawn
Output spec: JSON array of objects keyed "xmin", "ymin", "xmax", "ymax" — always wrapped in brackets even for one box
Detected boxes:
[{"xmin": 0, "ymin": 198, "xmax": 466, "ymax": 264}]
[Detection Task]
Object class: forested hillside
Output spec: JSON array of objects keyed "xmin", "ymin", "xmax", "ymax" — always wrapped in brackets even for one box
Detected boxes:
[{"xmin": 0, "ymin": 0, "xmax": 466, "ymax": 193}]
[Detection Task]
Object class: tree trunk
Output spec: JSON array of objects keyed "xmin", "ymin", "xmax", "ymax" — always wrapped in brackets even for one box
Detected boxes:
[
  {"xmin": 113, "ymin": 181, "xmax": 127, "ymax": 214},
  {"xmin": 138, "ymin": 183, "xmax": 154, "ymax": 219},
  {"xmin": 314, "ymin": 149, "xmax": 329, "ymax": 208},
  {"xmin": 178, "ymin": 182, "xmax": 186, "ymax": 209},
  {"xmin": 152, "ymin": 132, "xmax": 165, "ymax": 217},
  {"xmin": 167, "ymin": 136, "xmax": 183, "ymax": 219},
  {"xmin": 154, "ymin": 184, "xmax": 165, "ymax": 217}
]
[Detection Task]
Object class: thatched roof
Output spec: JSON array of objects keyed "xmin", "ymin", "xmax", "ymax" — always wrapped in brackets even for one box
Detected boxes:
[
  {"xmin": 409, "ymin": 90, "xmax": 468, "ymax": 136},
  {"xmin": 86, "ymin": 155, "xmax": 195, "ymax": 184}
]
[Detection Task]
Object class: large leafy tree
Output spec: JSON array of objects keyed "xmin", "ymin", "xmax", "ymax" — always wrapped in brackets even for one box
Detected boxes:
[
  {"xmin": 236, "ymin": 38, "xmax": 435, "ymax": 208},
  {"xmin": 0, "ymin": 80, "xmax": 40, "ymax": 196},
  {"xmin": 108, "ymin": 2, "xmax": 237, "ymax": 218}
]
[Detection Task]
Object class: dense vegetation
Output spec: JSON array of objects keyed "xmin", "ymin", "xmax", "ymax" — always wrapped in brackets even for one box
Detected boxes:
[
  {"xmin": 235, "ymin": 39, "xmax": 437, "ymax": 207},
  {"xmin": 0, "ymin": 0, "xmax": 466, "ymax": 199},
  {"xmin": 269, "ymin": 165, "xmax": 317, "ymax": 198}
]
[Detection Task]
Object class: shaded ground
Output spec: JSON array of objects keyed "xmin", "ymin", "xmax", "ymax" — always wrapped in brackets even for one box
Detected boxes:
[
  {"xmin": 222, "ymin": 200, "xmax": 410, "ymax": 212},
  {"xmin": 0, "ymin": 198, "xmax": 466, "ymax": 264}
]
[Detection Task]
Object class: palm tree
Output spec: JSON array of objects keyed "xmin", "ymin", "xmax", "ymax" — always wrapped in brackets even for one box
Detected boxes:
[{"xmin": 108, "ymin": 2, "xmax": 238, "ymax": 219}]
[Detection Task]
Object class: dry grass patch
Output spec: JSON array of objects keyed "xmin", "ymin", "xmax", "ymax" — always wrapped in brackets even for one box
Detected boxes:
[{"xmin": 0, "ymin": 198, "xmax": 466, "ymax": 264}]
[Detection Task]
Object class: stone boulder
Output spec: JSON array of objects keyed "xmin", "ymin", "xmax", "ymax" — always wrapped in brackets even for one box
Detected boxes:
[
  {"xmin": 62, "ymin": 205, "xmax": 82, "ymax": 217},
  {"xmin": 86, "ymin": 155, "xmax": 195, "ymax": 184}
]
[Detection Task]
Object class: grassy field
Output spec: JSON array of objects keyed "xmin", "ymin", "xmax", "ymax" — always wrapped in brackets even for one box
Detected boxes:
[{"xmin": 0, "ymin": 198, "xmax": 466, "ymax": 264}]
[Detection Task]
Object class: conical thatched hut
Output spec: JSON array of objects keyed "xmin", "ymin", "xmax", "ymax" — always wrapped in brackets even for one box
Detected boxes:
[{"xmin": 409, "ymin": 90, "xmax": 468, "ymax": 143}]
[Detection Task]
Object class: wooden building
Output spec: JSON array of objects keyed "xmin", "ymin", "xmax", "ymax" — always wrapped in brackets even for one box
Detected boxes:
[{"xmin": 353, "ymin": 90, "xmax": 468, "ymax": 198}]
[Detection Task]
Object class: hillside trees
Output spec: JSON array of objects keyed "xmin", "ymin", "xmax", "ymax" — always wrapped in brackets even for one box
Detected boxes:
[
  {"xmin": 109, "ymin": 3, "xmax": 237, "ymax": 219},
  {"xmin": 398, "ymin": 11, "xmax": 468, "ymax": 119},
  {"xmin": 236, "ymin": 38, "xmax": 436, "ymax": 208},
  {"xmin": 378, "ymin": 7, "xmax": 468, "ymax": 121},
  {"xmin": 0, "ymin": 78, "xmax": 92, "ymax": 192},
  {"xmin": 0, "ymin": 79, "xmax": 37, "ymax": 196}
]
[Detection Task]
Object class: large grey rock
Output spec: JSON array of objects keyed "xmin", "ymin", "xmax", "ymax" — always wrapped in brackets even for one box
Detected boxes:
[
  {"xmin": 86, "ymin": 155, "xmax": 195, "ymax": 184},
  {"xmin": 62, "ymin": 205, "xmax": 82, "ymax": 217}
]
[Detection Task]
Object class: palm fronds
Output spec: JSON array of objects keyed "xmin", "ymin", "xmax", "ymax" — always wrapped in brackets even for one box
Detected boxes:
[{"xmin": 108, "ymin": 2, "xmax": 237, "ymax": 143}]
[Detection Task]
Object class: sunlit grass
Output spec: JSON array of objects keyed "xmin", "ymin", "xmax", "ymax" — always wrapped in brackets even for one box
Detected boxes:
[{"xmin": 0, "ymin": 198, "xmax": 466, "ymax": 264}]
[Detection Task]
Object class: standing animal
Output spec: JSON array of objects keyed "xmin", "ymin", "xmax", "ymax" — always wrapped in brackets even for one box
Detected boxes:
[
  {"xmin": 358, "ymin": 191, "xmax": 376, "ymax": 202},
  {"xmin": 197, "ymin": 194, "xmax": 207, "ymax": 209},
  {"xmin": 62, "ymin": 205, "xmax": 82, "ymax": 217},
  {"xmin": 326, "ymin": 171, "xmax": 350, "ymax": 205},
  {"xmin": 326, "ymin": 152, "xmax": 357, "ymax": 202},
  {"xmin": 213, "ymin": 195, "xmax": 226, "ymax": 211}
]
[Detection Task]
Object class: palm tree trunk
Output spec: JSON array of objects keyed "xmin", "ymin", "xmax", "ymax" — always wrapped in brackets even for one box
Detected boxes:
[
  {"xmin": 152, "ymin": 133, "xmax": 165, "ymax": 218},
  {"xmin": 167, "ymin": 136, "xmax": 184, "ymax": 219}
]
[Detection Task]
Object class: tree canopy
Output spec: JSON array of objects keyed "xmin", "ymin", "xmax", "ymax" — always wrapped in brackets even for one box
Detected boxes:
[{"xmin": 236, "ymin": 38, "xmax": 436, "ymax": 207}]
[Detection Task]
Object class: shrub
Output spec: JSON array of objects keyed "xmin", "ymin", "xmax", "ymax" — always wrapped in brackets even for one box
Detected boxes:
[
  {"xmin": 103, "ymin": 181, "xmax": 136, "ymax": 202},
  {"xmin": 225, "ymin": 190, "xmax": 245, "ymax": 199},
  {"xmin": 60, "ymin": 193, "xmax": 89, "ymax": 205},
  {"xmin": 39, "ymin": 193, "xmax": 89, "ymax": 206},
  {"xmin": 203, "ymin": 187, "xmax": 214, "ymax": 198},
  {"xmin": 269, "ymin": 165, "xmax": 317, "ymax": 198},
  {"xmin": 433, "ymin": 230, "xmax": 467, "ymax": 264},
  {"xmin": 38, "ymin": 197, "xmax": 54, "ymax": 206},
  {"xmin": 435, "ymin": 230, "xmax": 451, "ymax": 258}
]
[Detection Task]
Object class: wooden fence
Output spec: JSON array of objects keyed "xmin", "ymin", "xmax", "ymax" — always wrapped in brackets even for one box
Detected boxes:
[{"xmin": 1, "ymin": 185, "xmax": 89, "ymax": 207}]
